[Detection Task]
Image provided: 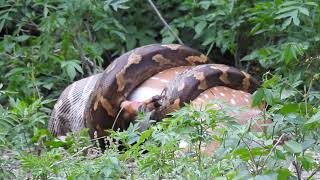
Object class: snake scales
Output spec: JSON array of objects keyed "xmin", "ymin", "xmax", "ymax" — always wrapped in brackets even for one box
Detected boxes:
[{"xmin": 48, "ymin": 44, "xmax": 259, "ymax": 143}]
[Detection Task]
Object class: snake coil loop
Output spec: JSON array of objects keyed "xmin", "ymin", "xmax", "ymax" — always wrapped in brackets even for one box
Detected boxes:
[{"xmin": 48, "ymin": 44, "xmax": 260, "ymax": 149}]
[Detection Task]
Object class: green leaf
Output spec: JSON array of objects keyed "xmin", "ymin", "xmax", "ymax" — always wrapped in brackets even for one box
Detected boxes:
[
  {"xmin": 298, "ymin": 7, "xmax": 309, "ymax": 16},
  {"xmin": 284, "ymin": 140, "xmax": 303, "ymax": 153},
  {"xmin": 126, "ymin": 36, "xmax": 136, "ymax": 50},
  {"xmin": 302, "ymin": 139, "xmax": 315, "ymax": 150},
  {"xmin": 43, "ymin": 83, "xmax": 54, "ymax": 90},
  {"xmin": 195, "ymin": 21, "xmax": 207, "ymax": 35},
  {"xmin": 281, "ymin": 18, "xmax": 292, "ymax": 29},
  {"xmin": 282, "ymin": 43, "xmax": 304, "ymax": 64},
  {"xmin": 254, "ymin": 174, "xmax": 277, "ymax": 180},
  {"xmin": 199, "ymin": 1, "xmax": 211, "ymax": 10},
  {"xmin": 282, "ymin": 43, "xmax": 295, "ymax": 64},
  {"xmin": 305, "ymin": 2, "xmax": 318, "ymax": 6},
  {"xmin": 112, "ymin": 30, "xmax": 126, "ymax": 41},
  {"xmin": 138, "ymin": 128, "xmax": 153, "ymax": 144},
  {"xmin": 57, "ymin": 17, "xmax": 66, "ymax": 26},
  {"xmin": 162, "ymin": 35, "xmax": 175, "ymax": 44},
  {"xmin": 241, "ymin": 51, "xmax": 259, "ymax": 61},
  {"xmin": 280, "ymin": 88, "xmax": 296, "ymax": 100},
  {"xmin": 44, "ymin": 5, "xmax": 48, "ymax": 17},
  {"xmin": 105, "ymin": 0, "xmax": 130, "ymax": 11},
  {"xmin": 262, "ymin": 75, "xmax": 280, "ymax": 88},
  {"xmin": 215, "ymin": 177, "xmax": 227, "ymax": 180},
  {"xmin": 264, "ymin": 89, "xmax": 273, "ymax": 105},
  {"xmin": 279, "ymin": 103, "xmax": 301, "ymax": 115},
  {"xmin": 276, "ymin": 6, "xmax": 298, "ymax": 15},
  {"xmin": 292, "ymin": 14, "xmax": 300, "ymax": 25},
  {"xmin": 277, "ymin": 168, "xmax": 291, "ymax": 180},
  {"xmin": 305, "ymin": 111, "xmax": 320, "ymax": 124},
  {"xmin": 275, "ymin": 10, "xmax": 298, "ymax": 20},
  {"xmin": 299, "ymin": 156, "xmax": 314, "ymax": 171},
  {"xmin": 61, "ymin": 60, "xmax": 83, "ymax": 80},
  {"xmin": 281, "ymin": 1, "xmax": 299, "ymax": 6},
  {"xmin": 249, "ymin": 23, "xmax": 261, "ymax": 35},
  {"xmin": 14, "ymin": 35, "xmax": 30, "ymax": 42},
  {"xmin": 252, "ymin": 88, "xmax": 264, "ymax": 107},
  {"xmin": 202, "ymin": 36, "xmax": 215, "ymax": 46},
  {"xmin": 0, "ymin": 19, "xmax": 5, "ymax": 32},
  {"xmin": 232, "ymin": 147, "xmax": 268, "ymax": 161},
  {"xmin": 275, "ymin": 149, "xmax": 286, "ymax": 160}
]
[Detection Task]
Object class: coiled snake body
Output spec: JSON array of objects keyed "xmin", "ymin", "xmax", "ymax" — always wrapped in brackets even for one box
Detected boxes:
[
  {"xmin": 48, "ymin": 44, "xmax": 259, "ymax": 144},
  {"xmin": 150, "ymin": 64, "xmax": 259, "ymax": 120},
  {"xmin": 48, "ymin": 73, "xmax": 102, "ymax": 136}
]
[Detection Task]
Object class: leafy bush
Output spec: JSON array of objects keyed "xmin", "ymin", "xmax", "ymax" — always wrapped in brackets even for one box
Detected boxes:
[{"xmin": 14, "ymin": 96, "xmax": 320, "ymax": 179}]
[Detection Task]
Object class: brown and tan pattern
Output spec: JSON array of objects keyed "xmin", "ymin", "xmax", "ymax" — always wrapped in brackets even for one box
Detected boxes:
[
  {"xmin": 49, "ymin": 44, "xmax": 207, "ymax": 138},
  {"xmin": 48, "ymin": 44, "xmax": 260, "ymax": 150},
  {"xmin": 128, "ymin": 66, "xmax": 192, "ymax": 102},
  {"xmin": 83, "ymin": 44, "xmax": 208, "ymax": 143},
  {"xmin": 48, "ymin": 73, "xmax": 102, "ymax": 136},
  {"xmin": 147, "ymin": 64, "xmax": 260, "ymax": 121}
]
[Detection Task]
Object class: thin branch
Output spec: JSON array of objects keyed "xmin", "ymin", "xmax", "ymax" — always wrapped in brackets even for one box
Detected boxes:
[
  {"xmin": 84, "ymin": 20, "xmax": 94, "ymax": 42},
  {"xmin": 234, "ymin": 32, "xmax": 242, "ymax": 69},
  {"xmin": 54, "ymin": 145, "xmax": 94, "ymax": 165},
  {"xmin": 307, "ymin": 164, "xmax": 320, "ymax": 179},
  {"xmin": 304, "ymin": 78, "xmax": 313, "ymax": 117},
  {"xmin": 90, "ymin": 135, "xmax": 108, "ymax": 141},
  {"xmin": 259, "ymin": 134, "xmax": 286, "ymax": 173},
  {"xmin": 74, "ymin": 37, "xmax": 95, "ymax": 75},
  {"xmin": 31, "ymin": 64, "xmax": 41, "ymax": 99},
  {"xmin": 112, "ymin": 106, "xmax": 125, "ymax": 130},
  {"xmin": 245, "ymin": 62, "xmax": 251, "ymax": 72},
  {"xmin": 147, "ymin": 0, "xmax": 184, "ymax": 45},
  {"xmin": 244, "ymin": 136, "xmax": 265, "ymax": 147},
  {"xmin": 206, "ymin": 42, "xmax": 215, "ymax": 56},
  {"xmin": 293, "ymin": 157, "xmax": 302, "ymax": 180},
  {"xmin": 239, "ymin": 135, "xmax": 259, "ymax": 173}
]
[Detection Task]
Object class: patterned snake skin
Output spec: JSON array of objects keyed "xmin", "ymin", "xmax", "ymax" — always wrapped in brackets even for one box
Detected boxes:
[
  {"xmin": 49, "ymin": 44, "xmax": 207, "ymax": 136},
  {"xmin": 146, "ymin": 64, "xmax": 260, "ymax": 121},
  {"xmin": 83, "ymin": 44, "xmax": 207, "ymax": 140},
  {"xmin": 48, "ymin": 44, "xmax": 260, "ymax": 144},
  {"xmin": 48, "ymin": 74, "xmax": 102, "ymax": 136}
]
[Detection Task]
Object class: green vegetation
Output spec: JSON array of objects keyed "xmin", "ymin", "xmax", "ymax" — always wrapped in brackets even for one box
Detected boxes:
[{"xmin": 0, "ymin": 0, "xmax": 319, "ymax": 179}]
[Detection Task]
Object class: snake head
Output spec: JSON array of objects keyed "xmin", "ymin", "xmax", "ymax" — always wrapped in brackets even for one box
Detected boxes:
[
  {"xmin": 121, "ymin": 95, "xmax": 162, "ymax": 114},
  {"xmin": 138, "ymin": 95, "xmax": 162, "ymax": 111},
  {"xmin": 119, "ymin": 98, "xmax": 160, "ymax": 132},
  {"xmin": 120, "ymin": 100, "xmax": 142, "ymax": 122},
  {"xmin": 120, "ymin": 95, "xmax": 164, "ymax": 125}
]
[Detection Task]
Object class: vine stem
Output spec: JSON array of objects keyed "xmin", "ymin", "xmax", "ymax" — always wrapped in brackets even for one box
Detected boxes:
[
  {"xmin": 147, "ymin": 0, "xmax": 184, "ymax": 45},
  {"xmin": 239, "ymin": 134, "xmax": 259, "ymax": 173},
  {"xmin": 258, "ymin": 134, "xmax": 286, "ymax": 173},
  {"xmin": 307, "ymin": 164, "xmax": 320, "ymax": 179},
  {"xmin": 112, "ymin": 106, "xmax": 125, "ymax": 130},
  {"xmin": 293, "ymin": 156, "xmax": 302, "ymax": 180},
  {"xmin": 54, "ymin": 145, "xmax": 94, "ymax": 166}
]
